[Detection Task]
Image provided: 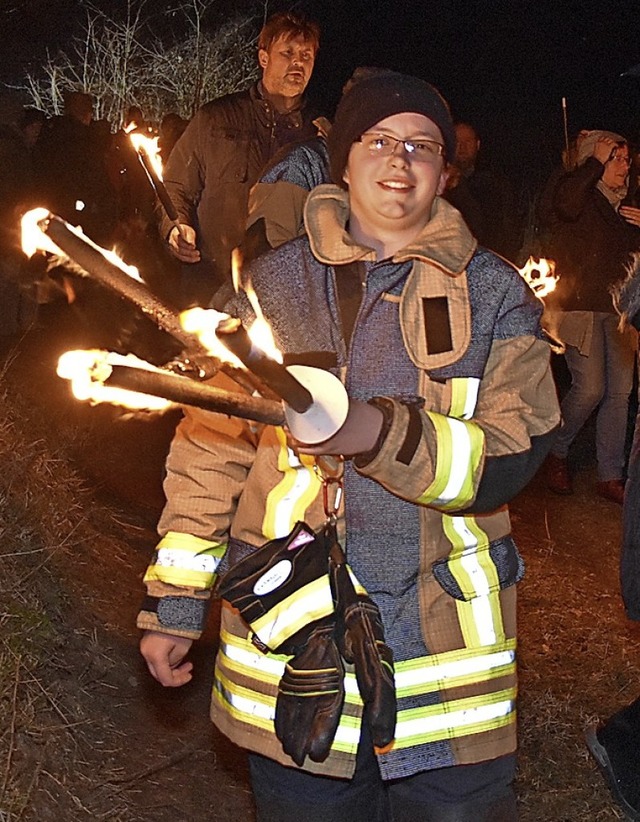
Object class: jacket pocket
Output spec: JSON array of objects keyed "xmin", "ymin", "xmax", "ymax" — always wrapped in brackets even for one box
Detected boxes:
[
  {"xmin": 431, "ymin": 536, "xmax": 524, "ymax": 602},
  {"xmin": 213, "ymin": 128, "xmax": 250, "ymax": 183}
]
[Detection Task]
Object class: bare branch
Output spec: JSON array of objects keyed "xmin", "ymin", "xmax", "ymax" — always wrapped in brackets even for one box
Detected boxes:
[{"xmin": 12, "ymin": 0, "xmax": 263, "ymax": 126}]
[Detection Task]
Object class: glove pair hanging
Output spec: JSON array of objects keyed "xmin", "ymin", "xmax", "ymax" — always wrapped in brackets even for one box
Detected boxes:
[{"xmin": 217, "ymin": 521, "xmax": 396, "ymax": 766}]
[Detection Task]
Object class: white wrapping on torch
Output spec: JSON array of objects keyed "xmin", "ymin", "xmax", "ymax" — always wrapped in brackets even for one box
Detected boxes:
[{"xmin": 282, "ymin": 365, "xmax": 349, "ymax": 444}]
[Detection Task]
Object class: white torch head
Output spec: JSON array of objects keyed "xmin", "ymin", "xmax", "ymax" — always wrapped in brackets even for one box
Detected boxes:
[{"xmin": 283, "ymin": 365, "xmax": 349, "ymax": 445}]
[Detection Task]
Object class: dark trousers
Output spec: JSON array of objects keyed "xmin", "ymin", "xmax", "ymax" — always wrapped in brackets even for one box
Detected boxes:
[{"xmin": 249, "ymin": 722, "xmax": 517, "ymax": 822}]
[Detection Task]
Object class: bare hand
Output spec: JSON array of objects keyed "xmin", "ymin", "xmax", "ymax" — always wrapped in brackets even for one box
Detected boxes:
[
  {"xmin": 294, "ymin": 399, "xmax": 384, "ymax": 457},
  {"xmin": 592, "ymin": 136, "xmax": 618, "ymax": 165},
  {"xmin": 140, "ymin": 630, "xmax": 194, "ymax": 687},
  {"xmin": 445, "ymin": 164, "xmax": 461, "ymax": 190},
  {"xmin": 168, "ymin": 224, "xmax": 201, "ymax": 263},
  {"xmin": 620, "ymin": 206, "xmax": 640, "ymax": 228}
]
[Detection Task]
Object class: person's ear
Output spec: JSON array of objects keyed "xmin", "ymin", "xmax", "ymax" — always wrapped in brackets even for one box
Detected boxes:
[
  {"xmin": 258, "ymin": 49, "xmax": 268, "ymax": 70},
  {"xmin": 437, "ymin": 165, "xmax": 448, "ymax": 195}
]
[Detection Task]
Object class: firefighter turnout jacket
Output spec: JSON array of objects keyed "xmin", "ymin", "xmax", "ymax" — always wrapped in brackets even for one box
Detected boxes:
[{"xmin": 138, "ymin": 185, "xmax": 561, "ymax": 780}]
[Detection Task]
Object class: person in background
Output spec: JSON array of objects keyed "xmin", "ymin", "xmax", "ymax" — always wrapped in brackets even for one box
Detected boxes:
[
  {"xmin": 35, "ymin": 90, "xmax": 117, "ymax": 246},
  {"xmin": 0, "ymin": 102, "xmax": 46, "ymax": 335},
  {"xmin": 443, "ymin": 121, "xmax": 519, "ymax": 259},
  {"xmin": 242, "ymin": 67, "xmax": 388, "ymax": 265},
  {"xmin": 159, "ymin": 11, "xmax": 321, "ymax": 306},
  {"xmin": 158, "ymin": 112, "xmax": 188, "ymax": 166},
  {"xmin": 138, "ymin": 71, "xmax": 559, "ymax": 821},
  {"xmin": 543, "ymin": 130, "xmax": 640, "ymax": 504}
]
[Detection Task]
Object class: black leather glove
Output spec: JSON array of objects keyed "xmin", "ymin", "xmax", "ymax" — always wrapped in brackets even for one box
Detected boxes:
[
  {"xmin": 329, "ymin": 540, "xmax": 397, "ymax": 751},
  {"xmin": 216, "ymin": 522, "xmax": 334, "ymax": 652},
  {"xmin": 274, "ymin": 618, "xmax": 345, "ymax": 766}
]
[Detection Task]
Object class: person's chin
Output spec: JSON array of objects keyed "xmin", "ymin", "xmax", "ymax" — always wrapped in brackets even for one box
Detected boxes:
[{"xmin": 283, "ymin": 79, "xmax": 305, "ymax": 94}]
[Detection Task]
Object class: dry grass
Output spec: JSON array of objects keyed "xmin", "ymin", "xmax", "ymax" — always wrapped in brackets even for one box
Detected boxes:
[
  {"xmin": 0, "ymin": 372, "xmax": 150, "ymax": 821},
  {"xmin": 513, "ymin": 482, "xmax": 638, "ymax": 821}
]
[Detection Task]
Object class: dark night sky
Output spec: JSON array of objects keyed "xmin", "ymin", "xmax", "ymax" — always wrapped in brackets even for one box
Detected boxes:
[{"xmin": 4, "ymin": 0, "xmax": 640, "ymax": 194}]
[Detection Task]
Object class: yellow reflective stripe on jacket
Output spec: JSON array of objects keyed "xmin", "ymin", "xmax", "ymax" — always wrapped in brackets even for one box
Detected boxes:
[
  {"xmin": 213, "ymin": 673, "xmax": 362, "ymax": 751},
  {"xmin": 263, "ymin": 428, "xmax": 322, "ymax": 539},
  {"xmin": 143, "ymin": 531, "xmax": 226, "ymax": 589},
  {"xmin": 390, "ymin": 686, "xmax": 516, "ymax": 749},
  {"xmin": 219, "ymin": 628, "xmax": 363, "ymax": 698},
  {"xmin": 218, "ymin": 628, "xmax": 514, "ymax": 749},
  {"xmin": 394, "ymin": 640, "xmax": 516, "ymax": 697},
  {"xmin": 442, "ymin": 516, "xmax": 505, "ymax": 647},
  {"xmin": 214, "ymin": 644, "xmax": 363, "ymax": 752},
  {"xmin": 416, "ymin": 413, "xmax": 484, "ymax": 508},
  {"xmin": 250, "ymin": 573, "xmax": 335, "ymax": 649},
  {"xmin": 449, "ymin": 377, "xmax": 480, "ymax": 420},
  {"xmin": 219, "ymin": 628, "xmax": 363, "ymax": 704},
  {"xmin": 215, "ymin": 666, "xmax": 278, "ymax": 730}
]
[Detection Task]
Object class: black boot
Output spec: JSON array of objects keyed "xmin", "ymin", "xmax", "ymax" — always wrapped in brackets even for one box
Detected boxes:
[{"xmin": 586, "ymin": 697, "xmax": 640, "ymax": 820}]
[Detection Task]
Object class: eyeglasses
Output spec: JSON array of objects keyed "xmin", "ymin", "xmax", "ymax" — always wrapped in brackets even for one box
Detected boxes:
[
  {"xmin": 610, "ymin": 152, "xmax": 631, "ymax": 166},
  {"xmin": 357, "ymin": 132, "xmax": 445, "ymax": 161}
]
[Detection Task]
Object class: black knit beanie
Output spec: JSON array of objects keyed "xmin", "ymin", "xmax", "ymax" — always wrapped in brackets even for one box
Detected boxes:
[{"xmin": 328, "ymin": 72, "xmax": 455, "ymax": 189}]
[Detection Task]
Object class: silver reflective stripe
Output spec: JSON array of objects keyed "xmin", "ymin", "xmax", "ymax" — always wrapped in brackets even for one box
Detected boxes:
[
  {"xmin": 395, "ymin": 698, "xmax": 514, "ymax": 740},
  {"xmin": 461, "ymin": 378, "xmax": 480, "ymax": 419},
  {"xmin": 394, "ymin": 649, "xmax": 515, "ymax": 691},
  {"xmin": 154, "ymin": 547, "xmax": 220, "ymax": 573},
  {"xmin": 432, "ymin": 418, "xmax": 472, "ymax": 504},
  {"xmin": 448, "ymin": 516, "xmax": 499, "ymax": 646}
]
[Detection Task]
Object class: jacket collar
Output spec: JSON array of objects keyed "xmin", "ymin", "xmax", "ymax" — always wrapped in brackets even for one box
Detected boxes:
[
  {"xmin": 252, "ymin": 81, "xmax": 306, "ymax": 129},
  {"xmin": 304, "ymin": 184, "xmax": 477, "ymax": 274}
]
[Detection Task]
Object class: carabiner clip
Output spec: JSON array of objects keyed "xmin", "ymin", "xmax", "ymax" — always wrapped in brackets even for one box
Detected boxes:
[
  {"xmin": 315, "ymin": 456, "xmax": 344, "ymax": 525},
  {"xmin": 322, "ymin": 478, "xmax": 343, "ymax": 524}
]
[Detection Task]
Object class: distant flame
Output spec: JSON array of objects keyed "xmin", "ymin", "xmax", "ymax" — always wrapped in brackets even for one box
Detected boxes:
[
  {"xmin": 517, "ymin": 256, "xmax": 559, "ymax": 298},
  {"xmin": 20, "ymin": 208, "xmax": 144, "ymax": 283},
  {"xmin": 232, "ymin": 248, "xmax": 243, "ymax": 294},
  {"xmin": 129, "ymin": 131, "xmax": 163, "ymax": 179},
  {"xmin": 57, "ymin": 350, "xmax": 171, "ymax": 410}
]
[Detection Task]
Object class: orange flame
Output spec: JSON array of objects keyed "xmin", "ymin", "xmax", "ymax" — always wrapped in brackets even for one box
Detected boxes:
[
  {"xmin": 20, "ymin": 208, "xmax": 144, "ymax": 283},
  {"xmin": 180, "ymin": 307, "xmax": 242, "ymax": 366},
  {"xmin": 182, "ymin": 249, "xmax": 282, "ymax": 365},
  {"xmin": 517, "ymin": 256, "xmax": 559, "ymax": 298},
  {"xmin": 57, "ymin": 350, "xmax": 171, "ymax": 410},
  {"xmin": 230, "ymin": 247, "xmax": 282, "ymax": 362},
  {"xmin": 129, "ymin": 131, "xmax": 163, "ymax": 179}
]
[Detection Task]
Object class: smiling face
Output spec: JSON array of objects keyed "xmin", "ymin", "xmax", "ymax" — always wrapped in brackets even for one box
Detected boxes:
[
  {"xmin": 343, "ymin": 112, "xmax": 449, "ymax": 256},
  {"xmin": 259, "ymin": 34, "xmax": 316, "ymax": 101}
]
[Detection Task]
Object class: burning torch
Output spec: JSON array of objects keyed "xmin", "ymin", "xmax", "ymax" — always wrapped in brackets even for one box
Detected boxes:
[
  {"xmin": 215, "ymin": 316, "xmax": 349, "ymax": 444},
  {"xmin": 20, "ymin": 208, "xmax": 263, "ymax": 392},
  {"xmin": 21, "ymin": 210, "xmax": 349, "ymax": 439},
  {"xmin": 128, "ymin": 131, "xmax": 189, "ymax": 242},
  {"xmin": 57, "ymin": 350, "xmax": 285, "ymax": 425}
]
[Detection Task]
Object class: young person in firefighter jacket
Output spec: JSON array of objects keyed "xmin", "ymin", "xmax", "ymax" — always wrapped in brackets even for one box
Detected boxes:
[{"xmin": 138, "ymin": 73, "xmax": 561, "ymax": 821}]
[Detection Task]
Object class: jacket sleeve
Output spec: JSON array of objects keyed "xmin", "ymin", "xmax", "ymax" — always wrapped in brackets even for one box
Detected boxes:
[
  {"xmin": 137, "ymin": 371, "xmax": 261, "ymax": 639},
  {"xmin": 158, "ymin": 108, "xmax": 208, "ymax": 240},
  {"xmin": 552, "ymin": 157, "xmax": 604, "ymax": 222},
  {"xmin": 354, "ymin": 284, "xmax": 560, "ymax": 514}
]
